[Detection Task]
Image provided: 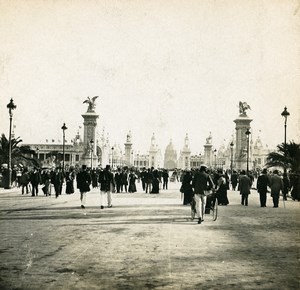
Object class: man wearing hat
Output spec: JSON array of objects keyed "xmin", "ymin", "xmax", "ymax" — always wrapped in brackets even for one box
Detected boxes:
[
  {"xmin": 192, "ymin": 165, "xmax": 214, "ymax": 224},
  {"xmin": 76, "ymin": 165, "xmax": 91, "ymax": 208},
  {"xmin": 239, "ymin": 170, "xmax": 252, "ymax": 206},
  {"xmin": 256, "ymin": 169, "xmax": 269, "ymax": 207},
  {"xmin": 270, "ymin": 170, "xmax": 283, "ymax": 208},
  {"xmin": 98, "ymin": 164, "xmax": 115, "ymax": 209}
]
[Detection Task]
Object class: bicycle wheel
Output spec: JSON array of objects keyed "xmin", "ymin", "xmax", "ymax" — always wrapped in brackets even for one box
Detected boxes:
[{"xmin": 212, "ymin": 199, "xmax": 218, "ymax": 221}]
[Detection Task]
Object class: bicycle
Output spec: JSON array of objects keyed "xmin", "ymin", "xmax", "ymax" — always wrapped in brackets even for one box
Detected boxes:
[{"xmin": 190, "ymin": 190, "xmax": 218, "ymax": 221}]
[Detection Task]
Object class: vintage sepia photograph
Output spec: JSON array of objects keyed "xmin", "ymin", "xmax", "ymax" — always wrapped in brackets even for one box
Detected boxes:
[{"xmin": 0, "ymin": 0, "xmax": 299, "ymax": 289}]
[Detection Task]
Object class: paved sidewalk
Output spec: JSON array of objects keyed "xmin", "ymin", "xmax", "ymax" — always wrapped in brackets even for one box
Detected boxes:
[{"xmin": 0, "ymin": 183, "xmax": 299, "ymax": 290}]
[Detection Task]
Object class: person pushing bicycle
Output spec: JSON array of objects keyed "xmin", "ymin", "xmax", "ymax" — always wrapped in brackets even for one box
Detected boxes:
[{"xmin": 192, "ymin": 165, "xmax": 215, "ymax": 224}]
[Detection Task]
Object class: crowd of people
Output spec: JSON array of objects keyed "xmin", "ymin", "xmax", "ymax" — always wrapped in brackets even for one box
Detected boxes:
[
  {"xmin": 0, "ymin": 164, "xmax": 179, "ymax": 208},
  {"xmin": 1, "ymin": 164, "xmax": 299, "ymax": 220},
  {"xmin": 179, "ymin": 166, "xmax": 300, "ymax": 224}
]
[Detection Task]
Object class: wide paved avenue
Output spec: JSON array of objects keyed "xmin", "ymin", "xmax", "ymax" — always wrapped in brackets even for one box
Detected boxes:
[{"xmin": 0, "ymin": 182, "xmax": 299, "ymax": 290}]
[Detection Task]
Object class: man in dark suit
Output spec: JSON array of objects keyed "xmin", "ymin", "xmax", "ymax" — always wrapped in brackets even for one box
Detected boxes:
[
  {"xmin": 76, "ymin": 165, "xmax": 91, "ymax": 208},
  {"xmin": 270, "ymin": 170, "xmax": 283, "ymax": 208},
  {"xmin": 192, "ymin": 165, "xmax": 214, "ymax": 224},
  {"xmin": 162, "ymin": 169, "xmax": 169, "ymax": 190},
  {"xmin": 53, "ymin": 167, "xmax": 64, "ymax": 198},
  {"xmin": 114, "ymin": 168, "xmax": 122, "ymax": 193},
  {"xmin": 99, "ymin": 165, "xmax": 115, "ymax": 209},
  {"xmin": 256, "ymin": 169, "xmax": 269, "ymax": 207},
  {"xmin": 239, "ymin": 170, "xmax": 252, "ymax": 206},
  {"xmin": 231, "ymin": 170, "xmax": 238, "ymax": 190},
  {"xmin": 30, "ymin": 167, "xmax": 41, "ymax": 196}
]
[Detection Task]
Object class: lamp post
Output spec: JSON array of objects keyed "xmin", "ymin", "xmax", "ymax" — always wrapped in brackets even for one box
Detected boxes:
[
  {"xmin": 245, "ymin": 128, "xmax": 251, "ymax": 175},
  {"xmin": 36, "ymin": 147, "xmax": 39, "ymax": 162},
  {"xmin": 214, "ymin": 149, "xmax": 217, "ymax": 168},
  {"xmin": 61, "ymin": 123, "xmax": 67, "ymax": 172},
  {"xmin": 199, "ymin": 153, "xmax": 202, "ymax": 167},
  {"xmin": 230, "ymin": 142, "xmax": 234, "ymax": 175},
  {"xmin": 90, "ymin": 139, "xmax": 94, "ymax": 169},
  {"xmin": 137, "ymin": 153, "xmax": 139, "ymax": 170},
  {"xmin": 281, "ymin": 106, "xmax": 290, "ymax": 174},
  {"xmin": 6, "ymin": 98, "xmax": 17, "ymax": 189},
  {"xmin": 111, "ymin": 147, "xmax": 114, "ymax": 168}
]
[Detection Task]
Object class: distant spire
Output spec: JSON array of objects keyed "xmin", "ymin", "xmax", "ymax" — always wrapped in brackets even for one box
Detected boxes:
[
  {"xmin": 184, "ymin": 133, "xmax": 189, "ymax": 147},
  {"xmin": 151, "ymin": 133, "xmax": 156, "ymax": 143}
]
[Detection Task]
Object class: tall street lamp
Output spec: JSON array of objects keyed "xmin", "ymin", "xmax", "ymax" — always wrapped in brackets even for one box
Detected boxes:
[
  {"xmin": 245, "ymin": 128, "xmax": 251, "ymax": 174},
  {"xmin": 61, "ymin": 123, "xmax": 67, "ymax": 172},
  {"xmin": 111, "ymin": 147, "xmax": 114, "ymax": 168},
  {"xmin": 6, "ymin": 98, "xmax": 17, "ymax": 189},
  {"xmin": 281, "ymin": 106, "xmax": 290, "ymax": 174},
  {"xmin": 36, "ymin": 147, "xmax": 39, "ymax": 164},
  {"xmin": 230, "ymin": 141, "xmax": 234, "ymax": 175},
  {"xmin": 214, "ymin": 149, "xmax": 217, "ymax": 168},
  {"xmin": 90, "ymin": 139, "xmax": 94, "ymax": 169}
]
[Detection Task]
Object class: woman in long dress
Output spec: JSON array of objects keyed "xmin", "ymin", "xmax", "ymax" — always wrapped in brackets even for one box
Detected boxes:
[
  {"xmin": 128, "ymin": 169, "xmax": 137, "ymax": 193},
  {"xmin": 181, "ymin": 170, "xmax": 194, "ymax": 205},
  {"xmin": 151, "ymin": 170, "xmax": 160, "ymax": 194},
  {"xmin": 66, "ymin": 167, "xmax": 75, "ymax": 194},
  {"xmin": 216, "ymin": 173, "xmax": 229, "ymax": 205}
]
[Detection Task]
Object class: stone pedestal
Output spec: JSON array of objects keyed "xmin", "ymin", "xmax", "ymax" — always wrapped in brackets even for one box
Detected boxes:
[
  {"xmin": 124, "ymin": 131, "xmax": 133, "ymax": 166},
  {"xmin": 81, "ymin": 111, "xmax": 99, "ymax": 167},
  {"xmin": 234, "ymin": 114, "xmax": 253, "ymax": 171},
  {"xmin": 203, "ymin": 133, "xmax": 213, "ymax": 166},
  {"xmin": 204, "ymin": 144, "xmax": 213, "ymax": 166}
]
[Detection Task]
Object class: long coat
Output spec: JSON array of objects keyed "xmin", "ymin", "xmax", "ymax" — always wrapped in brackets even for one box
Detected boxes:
[
  {"xmin": 270, "ymin": 174, "xmax": 283, "ymax": 197},
  {"xmin": 181, "ymin": 172, "xmax": 194, "ymax": 204},
  {"xmin": 257, "ymin": 174, "xmax": 269, "ymax": 194},
  {"xmin": 99, "ymin": 170, "xmax": 115, "ymax": 192},
  {"xmin": 30, "ymin": 170, "xmax": 41, "ymax": 186},
  {"xmin": 76, "ymin": 170, "xmax": 91, "ymax": 193},
  {"xmin": 239, "ymin": 175, "xmax": 252, "ymax": 195}
]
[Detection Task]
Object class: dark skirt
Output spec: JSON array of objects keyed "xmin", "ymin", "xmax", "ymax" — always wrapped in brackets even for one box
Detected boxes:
[
  {"xmin": 183, "ymin": 188, "xmax": 194, "ymax": 205},
  {"xmin": 151, "ymin": 179, "xmax": 160, "ymax": 193},
  {"xmin": 216, "ymin": 186, "xmax": 229, "ymax": 205},
  {"xmin": 66, "ymin": 181, "xmax": 74, "ymax": 194},
  {"xmin": 128, "ymin": 182, "xmax": 137, "ymax": 193}
]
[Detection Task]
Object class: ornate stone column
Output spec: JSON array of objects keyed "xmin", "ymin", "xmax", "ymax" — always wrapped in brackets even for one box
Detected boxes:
[
  {"xmin": 203, "ymin": 132, "xmax": 213, "ymax": 166},
  {"xmin": 81, "ymin": 97, "xmax": 99, "ymax": 167},
  {"xmin": 124, "ymin": 131, "xmax": 133, "ymax": 166},
  {"xmin": 234, "ymin": 102, "xmax": 253, "ymax": 171}
]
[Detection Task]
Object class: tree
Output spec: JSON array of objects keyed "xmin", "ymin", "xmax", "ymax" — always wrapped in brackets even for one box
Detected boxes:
[
  {"xmin": 265, "ymin": 142, "xmax": 300, "ymax": 173},
  {"xmin": 0, "ymin": 133, "xmax": 38, "ymax": 168}
]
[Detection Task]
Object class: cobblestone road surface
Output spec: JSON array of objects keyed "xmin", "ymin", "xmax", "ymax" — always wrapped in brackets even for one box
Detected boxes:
[{"xmin": 0, "ymin": 182, "xmax": 299, "ymax": 290}]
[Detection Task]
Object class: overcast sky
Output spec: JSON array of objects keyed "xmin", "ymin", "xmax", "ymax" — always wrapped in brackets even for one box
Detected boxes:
[{"xmin": 0, "ymin": 0, "xmax": 299, "ymax": 155}]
